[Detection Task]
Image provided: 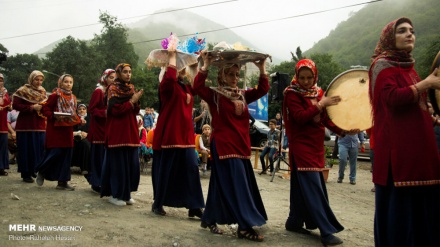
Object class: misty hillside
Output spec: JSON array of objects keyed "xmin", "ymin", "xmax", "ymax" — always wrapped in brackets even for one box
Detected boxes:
[
  {"xmin": 305, "ymin": 0, "xmax": 440, "ymax": 73},
  {"xmin": 35, "ymin": 9, "xmax": 271, "ymax": 65}
]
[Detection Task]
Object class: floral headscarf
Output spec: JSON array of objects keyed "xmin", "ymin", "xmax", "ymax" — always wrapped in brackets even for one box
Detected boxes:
[
  {"xmin": 54, "ymin": 74, "xmax": 81, "ymax": 126},
  {"xmin": 13, "ymin": 70, "xmax": 47, "ymax": 104},
  {"xmin": 99, "ymin": 68, "xmax": 116, "ymax": 87},
  {"xmin": 284, "ymin": 59, "xmax": 323, "ymax": 98},
  {"xmin": 106, "ymin": 63, "xmax": 135, "ymax": 111},
  {"xmin": 369, "ymin": 17, "xmax": 415, "ymax": 95}
]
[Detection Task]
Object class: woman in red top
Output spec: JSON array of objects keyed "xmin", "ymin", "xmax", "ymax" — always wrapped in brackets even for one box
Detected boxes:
[
  {"xmin": 12, "ymin": 70, "xmax": 48, "ymax": 183},
  {"xmin": 151, "ymin": 50, "xmax": 204, "ymax": 218},
  {"xmin": 283, "ymin": 59, "xmax": 352, "ymax": 246},
  {"xmin": 0, "ymin": 73, "xmax": 12, "ymax": 176},
  {"xmin": 36, "ymin": 74, "xmax": 82, "ymax": 190},
  {"xmin": 100, "ymin": 63, "xmax": 143, "ymax": 206},
  {"xmin": 193, "ymin": 51, "xmax": 269, "ymax": 241},
  {"xmin": 87, "ymin": 68, "xmax": 115, "ymax": 193},
  {"xmin": 369, "ymin": 17, "xmax": 440, "ymax": 247}
]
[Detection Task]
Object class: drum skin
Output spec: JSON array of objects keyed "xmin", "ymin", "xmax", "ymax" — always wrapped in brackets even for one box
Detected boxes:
[{"xmin": 325, "ymin": 69, "xmax": 372, "ymax": 131}]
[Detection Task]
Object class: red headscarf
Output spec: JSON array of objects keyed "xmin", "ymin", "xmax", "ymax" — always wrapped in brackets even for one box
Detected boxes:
[
  {"xmin": 369, "ymin": 17, "xmax": 415, "ymax": 98},
  {"xmin": 284, "ymin": 59, "xmax": 323, "ymax": 99},
  {"xmin": 371, "ymin": 17, "xmax": 414, "ymax": 64}
]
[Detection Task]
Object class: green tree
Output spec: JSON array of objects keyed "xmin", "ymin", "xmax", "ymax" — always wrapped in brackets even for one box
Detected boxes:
[
  {"xmin": 310, "ymin": 53, "xmax": 344, "ymax": 90},
  {"xmin": 290, "ymin": 46, "xmax": 306, "ymax": 63},
  {"xmin": 42, "ymin": 36, "xmax": 102, "ymax": 102},
  {"xmin": 0, "ymin": 54, "xmax": 42, "ymax": 94},
  {"xmin": 131, "ymin": 66, "xmax": 161, "ymax": 109},
  {"xmin": 92, "ymin": 11, "xmax": 139, "ymax": 69}
]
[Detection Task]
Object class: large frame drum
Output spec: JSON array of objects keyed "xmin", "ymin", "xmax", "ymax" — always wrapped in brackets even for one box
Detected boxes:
[
  {"xmin": 325, "ymin": 69, "xmax": 372, "ymax": 131},
  {"xmin": 428, "ymin": 51, "xmax": 440, "ymax": 115}
]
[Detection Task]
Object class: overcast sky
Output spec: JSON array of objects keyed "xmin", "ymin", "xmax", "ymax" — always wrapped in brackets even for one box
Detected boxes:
[{"xmin": 0, "ymin": 0, "xmax": 373, "ymax": 62}]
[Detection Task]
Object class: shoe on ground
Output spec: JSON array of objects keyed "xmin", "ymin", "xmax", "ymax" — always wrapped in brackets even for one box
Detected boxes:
[
  {"xmin": 23, "ymin": 177, "xmax": 34, "ymax": 183},
  {"xmin": 258, "ymin": 170, "xmax": 267, "ymax": 175},
  {"xmin": 91, "ymin": 186, "xmax": 101, "ymax": 194},
  {"xmin": 109, "ymin": 197, "xmax": 126, "ymax": 206},
  {"xmin": 371, "ymin": 187, "xmax": 376, "ymax": 192},
  {"xmin": 36, "ymin": 172, "xmax": 44, "ymax": 186},
  {"xmin": 285, "ymin": 223, "xmax": 311, "ymax": 235},
  {"xmin": 321, "ymin": 234, "xmax": 343, "ymax": 246},
  {"xmin": 337, "ymin": 178, "xmax": 343, "ymax": 183},
  {"xmin": 56, "ymin": 183, "xmax": 75, "ymax": 191},
  {"xmin": 152, "ymin": 206, "xmax": 166, "ymax": 216},
  {"xmin": 125, "ymin": 198, "xmax": 136, "ymax": 205},
  {"xmin": 188, "ymin": 208, "xmax": 203, "ymax": 218},
  {"xmin": 350, "ymin": 180, "xmax": 356, "ymax": 185}
]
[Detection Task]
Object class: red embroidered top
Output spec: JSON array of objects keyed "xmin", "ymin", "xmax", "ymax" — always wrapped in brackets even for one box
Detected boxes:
[
  {"xmin": 193, "ymin": 71, "xmax": 269, "ymax": 159},
  {"xmin": 153, "ymin": 66, "xmax": 195, "ymax": 150},
  {"xmin": 283, "ymin": 91, "xmax": 343, "ymax": 171},
  {"xmin": 105, "ymin": 94, "xmax": 140, "ymax": 148},
  {"xmin": 42, "ymin": 93, "xmax": 74, "ymax": 148},
  {"xmin": 370, "ymin": 63, "xmax": 440, "ymax": 186},
  {"xmin": 12, "ymin": 97, "xmax": 46, "ymax": 132},
  {"xmin": 0, "ymin": 92, "xmax": 11, "ymax": 133},
  {"xmin": 87, "ymin": 87, "xmax": 107, "ymax": 144}
]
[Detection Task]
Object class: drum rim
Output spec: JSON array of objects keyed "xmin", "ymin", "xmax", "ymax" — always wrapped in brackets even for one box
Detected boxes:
[
  {"xmin": 428, "ymin": 51, "xmax": 440, "ymax": 115},
  {"xmin": 325, "ymin": 68, "xmax": 369, "ymax": 96}
]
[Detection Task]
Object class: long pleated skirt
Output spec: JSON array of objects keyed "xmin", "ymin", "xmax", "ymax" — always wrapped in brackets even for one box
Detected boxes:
[
  {"xmin": 152, "ymin": 148, "xmax": 204, "ymax": 209},
  {"xmin": 374, "ymin": 172, "xmax": 440, "ymax": 247},
  {"xmin": 286, "ymin": 153, "xmax": 344, "ymax": 237},
  {"xmin": 201, "ymin": 140, "xmax": 267, "ymax": 229},
  {"xmin": 0, "ymin": 134, "xmax": 8, "ymax": 170},
  {"xmin": 100, "ymin": 147, "xmax": 140, "ymax": 201},
  {"xmin": 16, "ymin": 132, "xmax": 45, "ymax": 178},
  {"xmin": 87, "ymin": 143, "xmax": 105, "ymax": 188},
  {"xmin": 36, "ymin": 148, "xmax": 72, "ymax": 182}
]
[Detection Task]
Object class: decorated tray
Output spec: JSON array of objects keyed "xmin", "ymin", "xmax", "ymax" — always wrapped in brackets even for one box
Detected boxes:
[
  {"xmin": 145, "ymin": 49, "xmax": 198, "ymax": 72},
  {"xmin": 203, "ymin": 50, "xmax": 271, "ymax": 67}
]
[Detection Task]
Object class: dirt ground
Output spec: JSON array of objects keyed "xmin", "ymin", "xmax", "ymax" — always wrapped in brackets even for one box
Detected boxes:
[{"xmin": 0, "ymin": 155, "xmax": 375, "ymax": 247}]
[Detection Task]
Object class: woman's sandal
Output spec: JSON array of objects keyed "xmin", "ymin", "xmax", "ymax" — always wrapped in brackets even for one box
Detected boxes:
[
  {"xmin": 237, "ymin": 228, "xmax": 264, "ymax": 242},
  {"xmin": 201, "ymin": 221, "xmax": 223, "ymax": 234},
  {"xmin": 0, "ymin": 170, "xmax": 8, "ymax": 176}
]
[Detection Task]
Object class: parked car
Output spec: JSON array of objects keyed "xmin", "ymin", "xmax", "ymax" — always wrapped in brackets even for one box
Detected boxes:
[
  {"xmin": 324, "ymin": 130, "xmax": 371, "ymax": 160},
  {"xmin": 250, "ymin": 119, "xmax": 269, "ymax": 147}
]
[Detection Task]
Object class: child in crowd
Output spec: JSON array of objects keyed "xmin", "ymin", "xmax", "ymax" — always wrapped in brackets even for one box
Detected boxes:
[
  {"xmin": 198, "ymin": 124, "xmax": 211, "ymax": 176},
  {"xmin": 36, "ymin": 74, "xmax": 82, "ymax": 190},
  {"xmin": 259, "ymin": 119, "xmax": 280, "ymax": 175}
]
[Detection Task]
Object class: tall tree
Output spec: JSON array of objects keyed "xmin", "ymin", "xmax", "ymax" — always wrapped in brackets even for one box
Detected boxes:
[
  {"xmin": 0, "ymin": 54, "xmax": 42, "ymax": 93},
  {"xmin": 310, "ymin": 53, "xmax": 344, "ymax": 90},
  {"xmin": 290, "ymin": 47, "xmax": 305, "ymax": 63},
  {"xmin": 92, "ymin": 12, "xmax": 139, "ymax": 69},
  {"xmin": 43, "ymin": 36, "xmax": 102, "ymax": 101}
]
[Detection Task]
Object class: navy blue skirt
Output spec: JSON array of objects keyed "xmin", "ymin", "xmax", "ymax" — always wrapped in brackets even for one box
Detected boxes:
[
  {"xmin": 201, "ymin": 140, "xmax": 267, "ymax": 229},
  {"xmin": 16, "ymin": 132, "xmax": 45, "ymax": 178},
  {"xmin": 286, "ymin": 153, "xmax": 344, "ymax": 237},
  {"xmin": 0, "ymin": 134, "xmax": 8, "ymax": 170},
  {"xmin": 87, "ymin": 143, "xmax": 105, "ymax": 187},
  {"xmin": 375, "ymin": 173, "xmax": 440, "ymax": 247},
  {"xmin": 100, "ymin": 147, "xmax": 140, "ymax": 201},
  {"xmin": 152, "ymin": 148, "xmax": 204, "ymax": 209},
  {"xmin": 36, "ymin": 148, "xmax": 72, "ymax": 181}
]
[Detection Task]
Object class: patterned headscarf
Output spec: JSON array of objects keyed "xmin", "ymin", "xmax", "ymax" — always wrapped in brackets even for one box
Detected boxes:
[
  {"xmin": 371, "ymin": 17, "xmax": 414, "ymax": 64},
  {"xmin": 106, "ymin": 63, "xmax": 135, "ymax": 111},
  {"xmin": 54, "ymin": 74, "xmax": 81, "ymax": 126},
  {"xmin": 99, "ymin": 68, "xmax": 116, "ymax": 87},
  {"xmin": 13, "ymin": 70, "xmax": 47, "ymax": 104},
  {"xmin": 369, "ymin": 17, "xmax": 415, "ymax": 95},
  {"xmin": 284, "ymin": 59, "xmax": 323, "ymax": 98}
]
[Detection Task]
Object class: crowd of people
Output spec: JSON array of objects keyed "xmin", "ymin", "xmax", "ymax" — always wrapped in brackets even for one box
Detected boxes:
[{"xmin": 1, "ymin": 17, "xmax": 440, "ymax": 246}]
